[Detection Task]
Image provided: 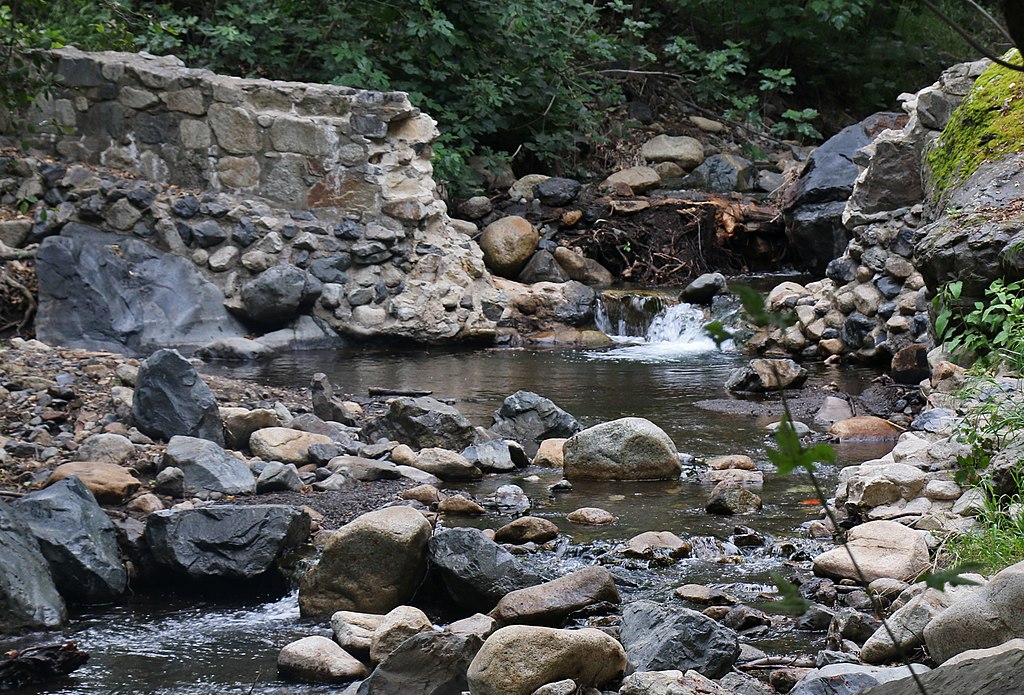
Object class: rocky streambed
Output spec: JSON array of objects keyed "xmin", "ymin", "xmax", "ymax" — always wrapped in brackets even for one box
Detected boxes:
[{"xmin": 0, "ymin": 335, "xmax": 1014, "ymax": 695}]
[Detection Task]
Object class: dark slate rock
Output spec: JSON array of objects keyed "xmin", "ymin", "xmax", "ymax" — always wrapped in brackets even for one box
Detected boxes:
[
  {"xmin": 680, "ymin": 272, "xmax": 727, "ymax": 305},
  {"xmin": 488, "ymin": 391, "xmax": 581, "ymax": 457},
  {"xmin": 239, "ymin": 265, "xmax": 310, "ymax": 327},
  {"xmin": 534, "ymin": 177, "xmax": 582, "ymax": 206},
  {"xmin": 787, "ymin": 201, "xmax": 852, "ymax": 275},
  {"xmin": 171, "ymin": 194, "xmax": 200, "ymax": 219},
  {"xmin": 551, "ymin": 281, "xmax": 596, "ymax": 327},
  {"xmin": 841, "ymin": 312, "xmax": 875, "ymax": 350},
  {"xmin": 790, "ymin": 122, "xmax": 872, "ymax": 207},
  {"xmin": 233, "ymin": 219, "xmax": 258, "ymax": 247},
  {"xmin": 144, "ymin": 504, "xmax": 310, "ymax": 582},
  {"xmin": 683, "ymin": 154, "xmax": 755, "ymax": 193},
  {"xmin": 14, "ymin": 478, "xmax": 126, "ymax": 603},
  {"xmin": 161, "ymin": 435, "xmax": 255, "ymax": 499},
  {"xmin": 910, "ymin": 408, "xmax": 957, "ymax": 433},
  {"xmin": 428, "ymin": 527, "xmax": 542, "ymax": 613},
  {"xmin": 35, "ymin": 225, "xmax": 247, "ymax": 353},
  {"xmin": 192, "ymin": 220, "xmax": 228, "ymax": 248},
  {"xmin": 256, "ymin": 462, "xmax": 304, "ymax": 492},
  {"xmin": 364, "ymin": 397, "xmax": 478, "ymax": 451},
  {"xmin": 620, "ymin": 600, "xmax": 740, "ymax": 678},
  {"xmin": 310, "ymin": 254, "xmax": 352, "ymax": 284},
  {"xmin": 889, "ymin": 226, "xmax": 916, "ymax": 258},
  {"xmin": 127, "ymin": 186, "xmax": 155, "ymax": 210},
  {"xmin": 133, "ymin": 349, "xmax": 224, "ymax": 445},
  {"xmin": 355, "ymin": 631, "xmax": 481, "ymax": 695},
  {"xmin": 134, "ymin": 111, "xmax": 176, "ymax": 144},
  {"xmin": 875, "ymin": 275, "xmax": 904, "ymax": 299},
  {"xmin": 334, "ymin": 220, "xmax": 361, "ymax": 240},
  {"xmin": 516, "ymin": 250, "xmax": 569, "ymax": 284},
  {"xmin": 462, "ymin": 440, "xmax": 517, "ymax": 473},
  {"xmin": 0, "ymin": 503, "xmax": 66, "ymax": 632}
]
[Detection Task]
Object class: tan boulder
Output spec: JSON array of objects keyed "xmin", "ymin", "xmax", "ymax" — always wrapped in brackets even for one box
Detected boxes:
[
  {"xmin": 369, "ymin": 605, "xmax": 433, "ymax": 663},
  {"xmin": 622, "ymin": 531, "xmax": 690, "ymax": 559},
  {"xmin": 249, "ymin": 427, "xmax": 335, "ymax": 464},
  {"xmin": 830, "ymin": 416, "xmax": 902, "ymax": 442},
  {"xmin": 567, "ymin": 507, "xmax": 616, "ymax": 525},
  {"xmin": 277, "ymin": 636, "xmax": 367, "ymax": 683},
  {"xmin": 220, "ymin": 407, "xmax": 280, "ymax": 449},
  {"xmin": 640, "ymin": 134, "xmax": 706, "ymax": 169},
  {"xmin": 46, "ymin": 461, "xmax": 141, "ymax": 504},
  {"xmin": 707, "ymin": 454, "xmax": 756, "ymax": 470},
  {"xmin": 600, "ymin": 166, "xmax": 661, "ymax": 194},
  {"xmin": 437, "ymin": 494, "xmax": 485, "ymax": 515},
  {"xmin": 479, "ymin": 216, "xmax": 540, "ymax": 278},
  {"xmin": 812, "ymin": 520, "xmax": 930, "ymax": 583},
  {"xmin": 494, "ymin": 516, "xmax": 560, "ymax": 545},
  {"xmin": 489, "ymin": 566, "xmax": 620, "ymax": 626}
]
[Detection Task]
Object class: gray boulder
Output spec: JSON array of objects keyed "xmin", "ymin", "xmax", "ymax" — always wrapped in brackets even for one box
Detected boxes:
[
  {"xmin": 239, "ymin": 264, "xmax": 319, "ymax": 327},
  {"xmin": 563, "ymin": 417, "xmax": 680, "ymax": 481},
  {"xmin": 195, "ymin": 337, "xmax": 274, "ymax": 361},
  {"xmin": 534, "ymin": 177, "xmax": 582, "ymax": 206},
  {"xmin": 489, "ymin": 566, "xmax": 619, "ymax": 626},
  {"xmin": 620, "ymin": 600, "xmax": 740, "ymax": 678},
  {"xmin": 0, "ymin": 503, "xmax": 66, "ymax": 632},
  {"xmin": 859, "ymin": 648, "xmax": 1022, "ymax": 695},
  {"xmin": 256, "ymin": 461, "xmax": 305, "ymax": 492},
  {"xmin": 516, "ymin": 250, "xmax": 570, "ymax": 284},
  {"xmin": 161, "ymin": 435, "xmax": 255, "ymax": 499},
  {"xmin": 14, "ymin": 477, "xmax": 126, "ymax": 603},
  {"xmin": 790, "ymin": 663, "xmax": 929, "ymax": 695},
  {"xmin": 488, "ymin": 391, "xmax": 580, "ymax": 458},
  {"xmin": 145, "ymin": 504, "xmax": 309, "ymax": 582},
  {"xmin": 683, "ymin": 153, "xmax": 756, "ymax": 193},
  {"xmin": 428, "ymin": 527, "xmax": 542, "ymax": 613},
  {"xmin": 364, "ymin": 397, "xmax": 477, "ymax": 451},
  {"xmin": 353, "ymin": 630, "xmax": 482, "ymax": 695},
  {"xmin": 299, "ymin": 506, "xmax": 432, "ymax": 618},
  {"xmin": 725, "ymin": 358, "xmax": 808, "ymax": 392},
  {"xmin": 461, "ymin": 440, "xmax": 519, "ymax": 473},
  {"xmin": 133, "ymin": 349, "xmax": 224, "ymax": 445},
  {"xmin": 35, "ymin": 223, "xmax": 247, "ymax": 353}
]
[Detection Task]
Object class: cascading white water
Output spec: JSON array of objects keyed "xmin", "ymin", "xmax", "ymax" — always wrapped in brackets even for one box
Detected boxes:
[{"xmin": 590, "ymin": 293, "xmax": 733, "ymax": 360}]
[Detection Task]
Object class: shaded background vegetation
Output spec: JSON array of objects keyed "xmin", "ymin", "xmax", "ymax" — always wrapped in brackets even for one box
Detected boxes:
[{"xmin": 2, "ymin": 1, "xmax": 1013, "ymax": 192}]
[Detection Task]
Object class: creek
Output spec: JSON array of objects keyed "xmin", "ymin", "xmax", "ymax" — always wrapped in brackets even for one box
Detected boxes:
[{"xmin": 22, "ymin": 289, "xmax": 890, "ymax": 694}]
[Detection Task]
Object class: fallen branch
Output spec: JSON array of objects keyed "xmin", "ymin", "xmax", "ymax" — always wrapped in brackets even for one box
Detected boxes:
[
  {"xmin": 367, "ymin": 387, "xmax": 433, "ymax": 397},
  {"xmin": 0, "ymin": 241, "xmax": 34, "ymax": 261}
]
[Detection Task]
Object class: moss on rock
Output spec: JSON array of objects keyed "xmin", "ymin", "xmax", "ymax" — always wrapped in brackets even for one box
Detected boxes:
[{"xmin": 928, "ymin": 50, "xmax": 1024, "ymax": 195}]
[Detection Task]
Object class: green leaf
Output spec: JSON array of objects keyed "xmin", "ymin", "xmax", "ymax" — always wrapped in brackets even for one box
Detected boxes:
[
  {"xmin": 920, "ymin": 563, "xmax": 985, "ymax": 591},
  {"xmin": 770, "ymin": 572, "xmax": 810, "ymax": 615}
]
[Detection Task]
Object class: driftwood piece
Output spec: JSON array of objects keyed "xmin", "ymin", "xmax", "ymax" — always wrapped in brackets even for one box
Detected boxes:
[
  {"xmin": 367, "ymin": 387, "xmax": 433, "ymax": 397},
  {"xmin": 0, "ymin": 642, "xmax": 89, "ymax": 691}
]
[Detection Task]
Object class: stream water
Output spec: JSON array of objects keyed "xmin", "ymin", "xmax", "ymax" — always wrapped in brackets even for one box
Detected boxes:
[{"xmin": 16, "ymin": 291, "xmax": 889, "ymax": 694}]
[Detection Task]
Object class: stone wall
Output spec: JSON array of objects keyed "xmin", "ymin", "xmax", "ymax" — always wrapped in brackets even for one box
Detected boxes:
[{"xmin": 1, "ymin": 48, "xmax": 507, "ymax": 352}]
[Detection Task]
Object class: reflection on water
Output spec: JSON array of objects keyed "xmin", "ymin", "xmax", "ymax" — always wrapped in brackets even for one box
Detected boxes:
[{"xmin": 17, "ymin": 341, "xmax": 885, "ymax": 693}]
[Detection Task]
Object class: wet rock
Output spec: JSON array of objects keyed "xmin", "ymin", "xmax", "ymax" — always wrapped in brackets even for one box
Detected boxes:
[
  {"xmin": 364, "ymin": 396, "xmax": 477, "ymax": 451},
  {"xmin": 489, "ymin": 391, "xmax": 581, "ymax": 458},
  {"xmin": 827, "ymin": 608, "xmax": 881, "ymax": 647},
  {"xmin": 531, "ymin": 439, "xmax": 566, "ymax": 469},
  {"xmin": 195, "ymin": 337, "xmax": 274, "ymax": 361},
  {"xmin": 146, "ymin": 504, "xmax": 308, "ymax": 583},
  {"xmin": 567, "ymin": 507, "xmax": 615, "ymax": 525},
  {"xmin": 534, "ymin": 177, "xmax": 582, "ymax": 206},
  {"xmin": 706, "ymin": 481, "xmax": 762, "ymax": 515},
  {"xmin": 0, "ymin": 503, "xmax": 66, "ymax": 632},
  {"xmin": 489, "ymin": 566, "xmax": 620, "ymax": 626},
  {"xmin": 726, "ymin": 359, "xmax": 808, "ymax": 392},
  {"xmin": 564, "ymin": 417, "xmax": 679, "ymax": 481},
  {"xmin": 481, "ymin": 484, "xmax": 531, "ymax": 515},
  {"xmin": 812, "ymin": 520, "xmax": 930, "ymax": 583},
  {"xmin": 277, "ymin": 635, "xmax": 367, "ymax": 684},
  {"xmin": 438, "ymin": 494, "xmax": 485, "ymax": 515},
  {"xmin": 814, "ymin": 396, "xmax": 854, "ymax": 427},
  {"xmin": 462, "ymin": 439, "xmax": 518, "ymax": 473},
  {"xmin": 14, "ymin": 478, "xmax": 126, "ymax": 603},
  {"xmin": 680, "ymin": 273, "xmax": 728, "ymax": 305},
  {"xmin": 673, "ymin": 584, "xmax": 737, "ymax": 606},
  {"xmin": 428, "ymin": 527, "xmax": 542, "ymax": 613},
  {"xmin": 495, "ymin": 517, "xmax": 559, "ymax": 545},
  {"xmin": 161, "ymin": 435, "xmax": 255, "ymax": 499},
  {"xmin": 413, "ymin": 448, "xmax": 482, "ymax": 481},
  {"xmin": 723, "ymin": 604, "xmax": 772, "ymax": 632},
  {"xmin": 300, "ymin": 507, "xmax": 432, "ymax": 618},
  {"xmin": 46, "ymin": 461, "xmax": 141, "ymax": 503},
  {"xmin": 331, "ymin": 610, "xmax": 384, "ymax": 656},
  {"xmin": 354, "ymin": 630, "xmax": 482, "ymax": 695},
  {"xmin": 370, "ymin": 605, "xmax": 433, "ymax": 664},
  {"xmin": 622, "ymin": 531, "xmax": 690, "ymax": 560},
  {"xmin": 239, "ymin": 265, "xmax": 317, "ymax": 328},
  {"xmin": 830, "ymin": 416, "xmax": 902, "ymax": 442},
  {"xmin": 702, "ymin": 469, "xmax": 764, "ymax": 487},
  {"xmin": 480, "ymin": 216, "xmax": 539, "ymax": 278},
  {"xmin": 924, "ymin": 559, "xmax": 1024, "ymax": 664},
  {"xmin": 250, "ymin": 427, "xmax": 335, "ymax": 465},
  {"xmin": 891, "ymin": 343, "xmax": 930, "ymax": 384},
  {"xmin": 795, "ymin": 604, "xmax": 835, "ymax": 631},
  {"xmin": 467, "ymin": 625, "xmax": 627, "ymax": 695},
  {"xmin": 684, "ymin": 153, "xmax": 756, "ymax": 193},
  {"xmin": 132, "ymin": 348, "xmax": 223, "ymax": 445},
  {"xmin": 620, "ymin": 600, "xmax": 740, "ymax": 678}
]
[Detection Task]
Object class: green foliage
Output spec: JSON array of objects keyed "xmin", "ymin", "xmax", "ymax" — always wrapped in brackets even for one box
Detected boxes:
[
  {"xmin": 928, "ymin": 49, "xmax": 1024, "ymax": 194},
  {"xmin": 946, "ymin": 476, "xmax": 1024, "ymax": 573},
  {"xmin": 934, "ymin": 278, "xmax": 1024, "ymax": 371},
  {"xmin": 920, "ymin": 562, "xmax": 984, "ymax": 590},
  {"xmin": 767, "ymin": 413, "xmax": 836, "ymax": 475}
]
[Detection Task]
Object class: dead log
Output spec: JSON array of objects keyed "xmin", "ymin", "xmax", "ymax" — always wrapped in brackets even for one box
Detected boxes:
[
  {"xmin": 0, "ymin": 642, "xmax": 89, "ymax": 690},
  {"xmin": 367, "ymin": 387, "xmax": 433, "ymax": 397}
]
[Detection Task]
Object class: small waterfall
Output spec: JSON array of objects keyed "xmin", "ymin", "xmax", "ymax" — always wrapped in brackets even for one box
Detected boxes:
[
  {"xmin": 594, "ymin": 293, "xmax": 666, "ymax": 337},
  {"xmin": 645, "ymin": 302, "xmax": 718, "ymax": 346}
]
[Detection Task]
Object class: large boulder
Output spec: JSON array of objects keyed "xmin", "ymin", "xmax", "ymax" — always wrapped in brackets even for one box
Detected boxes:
[
  {"xmin": 14, "ymin": 477, "xmax": 126, "ymax": 603},
  {"xmin": 428, "ymin": 528, "xmax": 542, "ymax": 613},
  {"xmin": 161, "ymin": 435, "xmax": 256, "ymax": 499},
  {"xmin": 363, "ymin": 396, "xmax": 477, "ymax": 451},
  {"xmin": 0, "ymin": 503, "xmax": 66, "ymax": 632},
  {"xmin": 412, "ymin": 448, "xmax": 482, "ymax": 481},
  {"xmin": 35, "ymin": 223, "xmax": 247, "ymax": 353},
  {"xmin": 858, "ymin": 648, "xmax": 1023, "ymax": 695},
  {"xmin": 789, "ymin": 663, "xmax": 930, "ymax": 695},
  {"xmin": 812, "ymin": 520, "xmax": 930, "ymax": 584},
  {"xmin": 145, "ymin": 505, "xmax": 309, "ymax": 583},
  {"xmin": 354, "ymin": 630, "xmax": 483, "ymax": 695},
  {"xmin": 238, "ymin": 265, "xmax": 319, "ymax": 328},
  {"xmin": 45, "ymin": 461, "xmax": 141, "ymax": 504},
  {"xmin": 277, "ymin": 636, "xmax": 367, "ymax": 684},
  {"xmin": 860, "ymin": 588, "xmax": 953, "ymax": 663},
  {"xmin": 249, "ymin": 427, "xmax": 335, "ymax": 465},
  {"xmin": 489, "ymin": 566, "xmax": 620, "ymax": 626},
  {"xmin": 620, "ymin": 670, "xmax": 732, "ymax": 695},
  {"xmin": 924, "ymin": 559, "xmax": 1024, "ymax": 663},
  {"xmin": 620, "ymin": 600, "xmax": 740, "ymax": 678},
  {"xmin": 488, "ymin": 391, "xmax": 581, "ymax": 457},
  {"xmin": 680, "ymin": 273, "xmax": 727, "ymax": 305},
  {"xmin": 683, "ymin": 154, "xmax": 756, "ymax": 193},
  {"xmin": 299, "ymin": 506, "xmax": 432, "ymax": 618},
  {"xmin": 563, "ymin": 418, "xmax": 680, "ymax": 481},
  {"xmin": 479, "ymin": 217, "xmax": 540, "ymax": 278},
  {"xmin": 466, "ymin": 625, "xmax": 627, "ymax": 695},
  {"xmin": 132, "ymin": 349, "xmax": 224, "ymax": 445}
]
